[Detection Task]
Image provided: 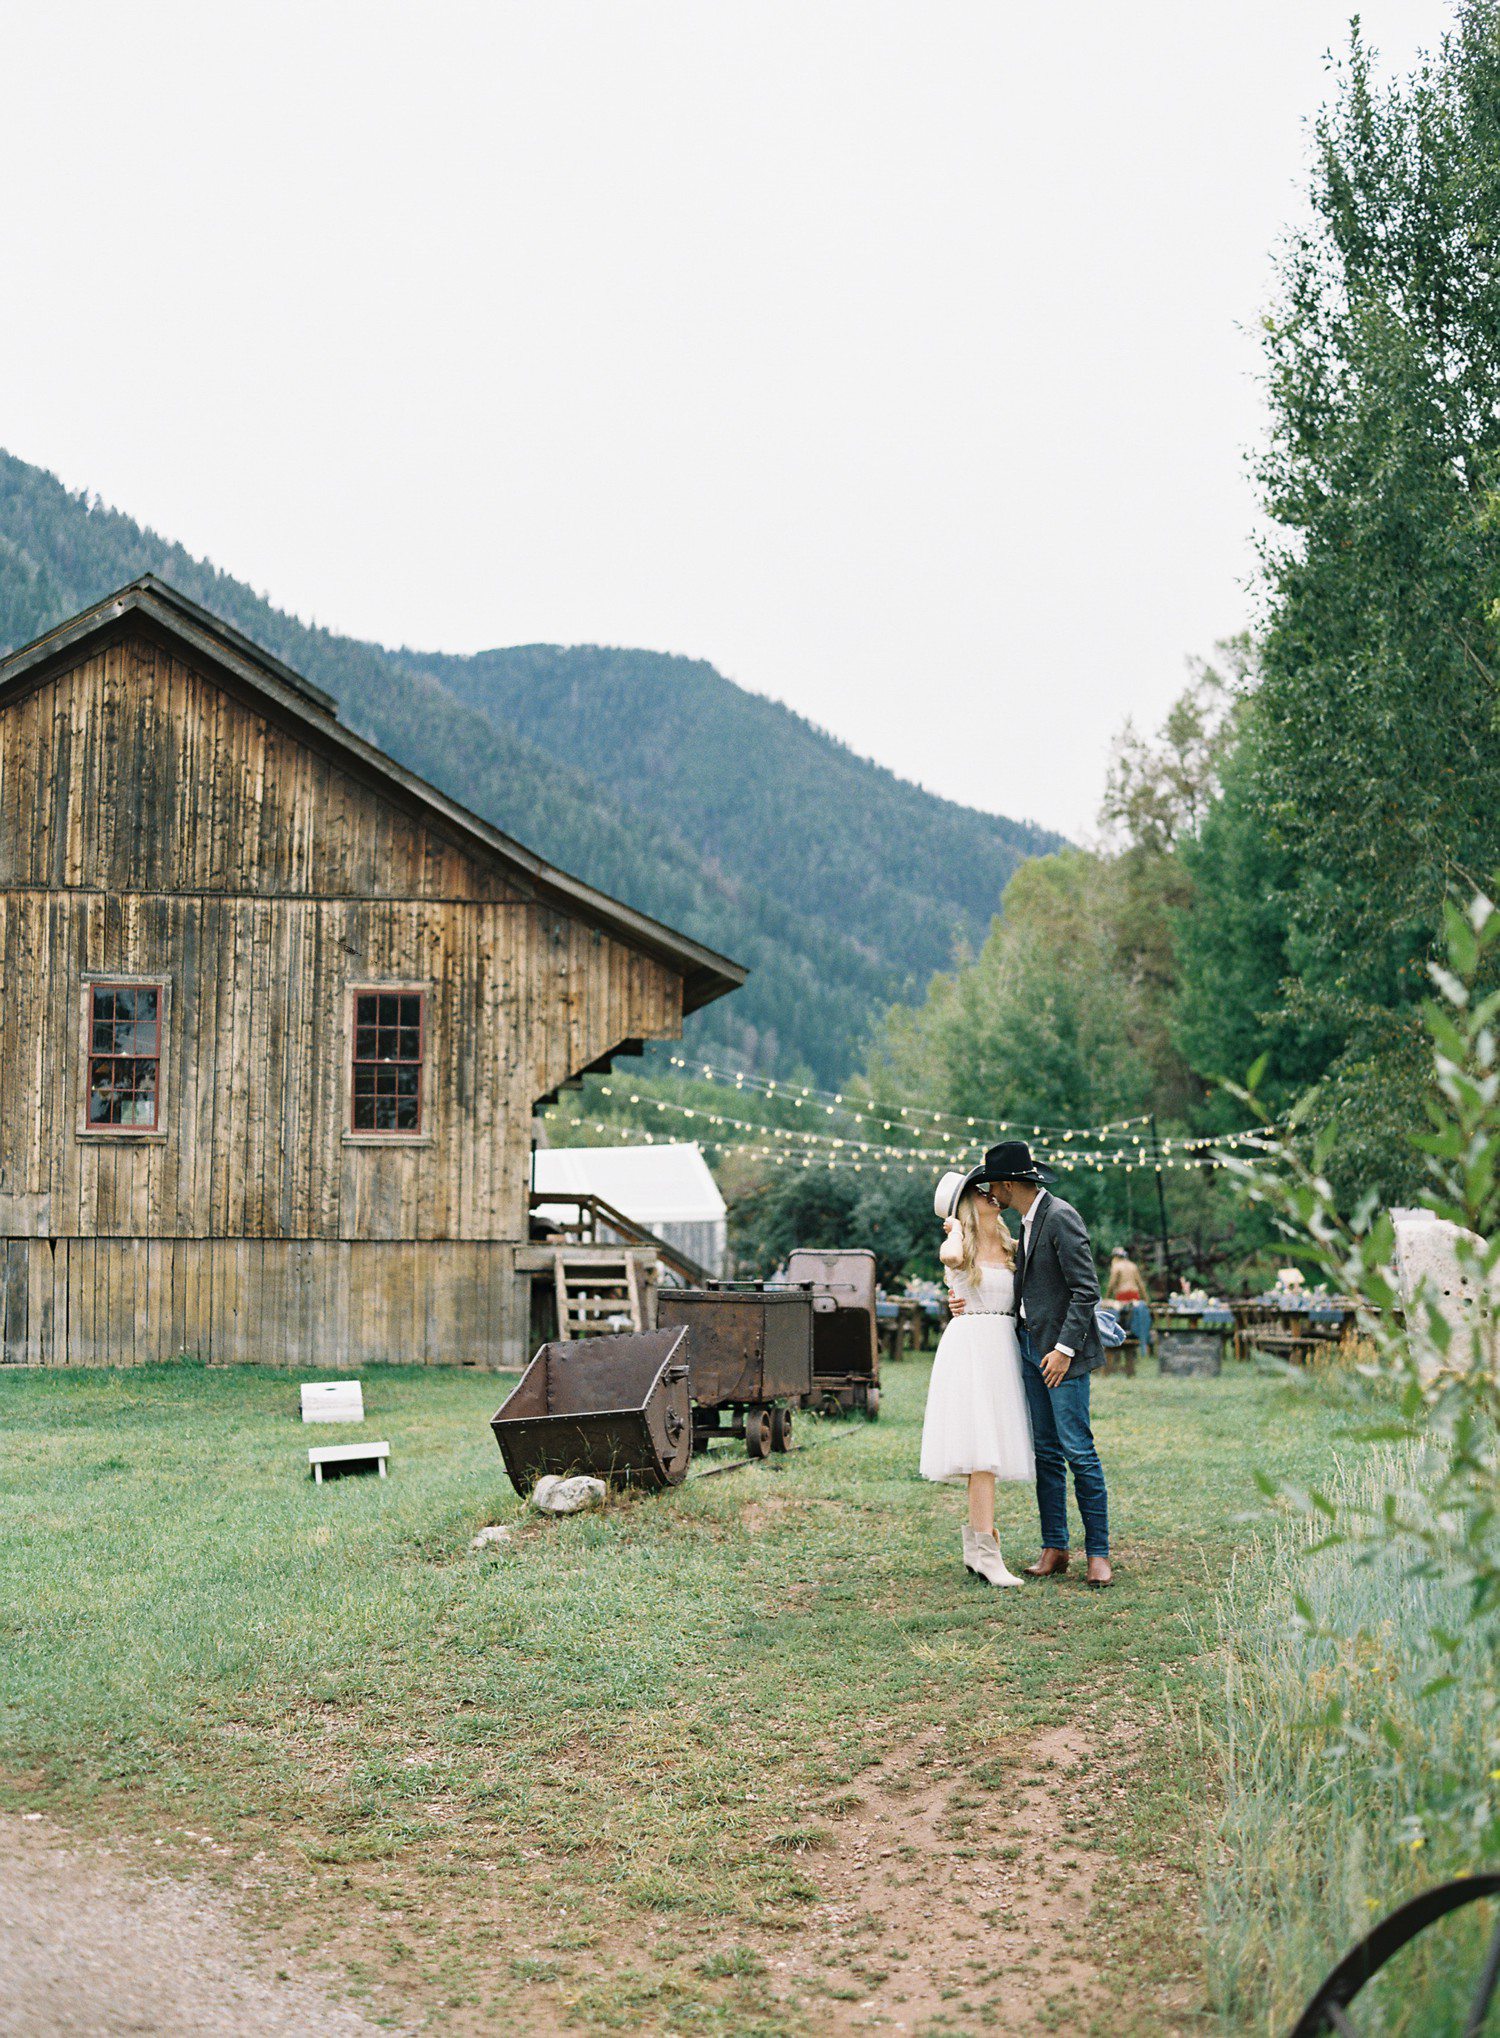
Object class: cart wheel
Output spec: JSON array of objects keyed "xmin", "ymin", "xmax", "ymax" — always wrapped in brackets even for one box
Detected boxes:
[
  {"xmin": 770, "ymin": 1405, "xmax": 793, "ymax": 1453},
  {"xmin": 863, "ymin": 1387, "xmax": 881, "ymax": 1420},
  {"xmin": 744, "ymin": 1408, "xmax": 772, "ymax": 1458}
]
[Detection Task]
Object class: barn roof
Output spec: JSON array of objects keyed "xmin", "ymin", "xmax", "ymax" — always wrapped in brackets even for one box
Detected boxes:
[
  {"xmin": 0, "ymin": 576, "xmax": 745, "ymax": 1015},
  {"xmin": 531, "ymin": 1142, "xmax": 728, "ymax": 1227}
]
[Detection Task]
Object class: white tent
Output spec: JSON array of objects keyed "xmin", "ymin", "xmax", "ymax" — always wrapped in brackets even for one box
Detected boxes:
[{"xmin": 531, "ymin": 1143, "xmax": 728, "ymax": 1276}]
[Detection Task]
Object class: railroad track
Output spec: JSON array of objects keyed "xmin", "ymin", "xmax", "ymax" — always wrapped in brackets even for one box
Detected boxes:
[{"xmin": 685, "ymin": 1423, "xmax": 866, "ymax": 1481}]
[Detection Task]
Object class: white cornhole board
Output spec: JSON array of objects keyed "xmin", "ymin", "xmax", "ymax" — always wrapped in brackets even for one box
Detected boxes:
[
  {"xmin": 301, "ymin": 1380, "xmax": 364, "ymax": 1424},
  {"xmin": 308, "ymin": 1441, "xmax": 390, "ymax": 1484}
]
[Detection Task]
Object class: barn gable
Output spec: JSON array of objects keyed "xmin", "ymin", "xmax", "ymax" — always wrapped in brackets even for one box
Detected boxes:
[{"xmin": 0, "ymin": 576, "xmax": 743, "ymax": 1011}]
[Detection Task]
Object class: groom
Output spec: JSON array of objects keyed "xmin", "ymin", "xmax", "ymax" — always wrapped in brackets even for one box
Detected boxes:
[{"xmin": 953, "ymin": 1140, "xmax": 1113, "ymax": 1588}]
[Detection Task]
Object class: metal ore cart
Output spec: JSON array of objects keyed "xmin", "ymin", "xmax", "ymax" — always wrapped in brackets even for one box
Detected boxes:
[
  {"xmin": 489, "ymin": 1327, "xmax": 693, "ymax": 1493},
  {"xmin": 656, "ymin": 1283, "xmax": 814, "ymax": 1458},
  {"xmin": 783, "ymin": 1248, "xmax": 881, "ymax": 1419}
]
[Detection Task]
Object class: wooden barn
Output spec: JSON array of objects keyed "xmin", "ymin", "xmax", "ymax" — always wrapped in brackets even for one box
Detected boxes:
[{"xmin": 0, "ymin": 578, "xmax": 744, "ymax": 1369}]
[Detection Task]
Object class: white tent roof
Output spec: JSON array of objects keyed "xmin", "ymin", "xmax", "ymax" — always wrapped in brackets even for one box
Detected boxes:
[{"xmin": 531, "ymin": 1143, "xmax": 727, "ymax": 1227}]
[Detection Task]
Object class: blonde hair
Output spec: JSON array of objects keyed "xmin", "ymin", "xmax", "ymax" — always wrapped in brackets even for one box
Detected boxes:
[{"xmin": 943, "ymin": 1187, "xmax": 1016, "ymax": 1285}]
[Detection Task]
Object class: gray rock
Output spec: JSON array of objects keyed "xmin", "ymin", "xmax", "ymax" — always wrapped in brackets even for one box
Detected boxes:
[{"xmin": 531, "ymin": 1474, "xmax": 607, "ymax": 1515}]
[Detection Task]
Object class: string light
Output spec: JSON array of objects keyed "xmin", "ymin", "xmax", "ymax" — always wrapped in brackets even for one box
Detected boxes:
[
  {"xmin": 664, "ymin": 1054, "xmax": 1154, "ymax": 1140},
  {"xmin": 541, "ymin": 1106, "xmax": 1280, "ymax": 1177},
  {"xmin": 586, "ymin": 1078, "xmax": 1279, "ymax": 1167}
]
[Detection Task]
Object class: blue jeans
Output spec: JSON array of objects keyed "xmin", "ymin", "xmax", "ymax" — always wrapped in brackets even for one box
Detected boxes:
[{"xmin": 1019, "ymin": 1325, "xmax": 1110, "ymax": 1558}]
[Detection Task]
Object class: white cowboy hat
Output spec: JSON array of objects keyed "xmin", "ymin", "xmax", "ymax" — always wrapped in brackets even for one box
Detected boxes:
[{"xmin": 934, "ymin": 1169, "xmax": 977, "ymax": 1221}]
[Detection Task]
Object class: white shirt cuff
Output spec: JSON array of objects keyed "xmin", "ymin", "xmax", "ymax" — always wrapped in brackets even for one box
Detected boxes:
[{"xmin": 1055, "ymin": 1343, "xmax": 1074, "ymax": 1358}]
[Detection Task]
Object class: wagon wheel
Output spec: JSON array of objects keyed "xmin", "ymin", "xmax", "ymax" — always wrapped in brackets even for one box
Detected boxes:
[
  {"xmin": 770, "ymin": 1405, "xmax": 793, "ymax": 1453},
  {"xmin": 1287, "ymin": 1875, "xmax": 1500, "ymax": 2037},
  {"xmin": 744, "ymin": 1407, "xmax": 772, "ymax": 1459}
]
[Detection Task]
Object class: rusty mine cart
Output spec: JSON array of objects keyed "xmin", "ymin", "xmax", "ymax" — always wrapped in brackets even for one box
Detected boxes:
[
  {"xmin": 489, "ymin": 1327, "xmax": 694, "ymax": 1493},
  {"xmin": 783, "ymin": 1247, "xmax": 881, "ymax": 1421},
  {"xmin": 656, "ymin": 1283, "xmax": 813, "ymax": 1458}
]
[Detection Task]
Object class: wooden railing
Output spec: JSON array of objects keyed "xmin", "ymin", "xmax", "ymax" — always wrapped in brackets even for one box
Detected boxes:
[{"xmin": 527, "ymin": 1190, "xmax": 710, "ymax": 1288}]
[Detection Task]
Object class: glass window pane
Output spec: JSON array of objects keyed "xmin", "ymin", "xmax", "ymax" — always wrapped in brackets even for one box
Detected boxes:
[
  {"xmin": 352, "ymin": 1066, "xmax": 375, "ymax": 1129},
  {"xmin": 351, "ymin": 993, "xmax": 423, "ymax": 1129},
  {"xmin": 88, "ymin": 989, "xmax": 163, "ymax": 1129}
]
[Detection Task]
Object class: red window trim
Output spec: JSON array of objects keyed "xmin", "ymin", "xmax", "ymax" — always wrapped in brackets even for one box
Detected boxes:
[
  {"xmin": 350, "ymin": 987, "xmax": 426, "ymax": 1136},
  {"xmin": 87, "ymin": 980, "xmax": 164, "ymax": 1133}
]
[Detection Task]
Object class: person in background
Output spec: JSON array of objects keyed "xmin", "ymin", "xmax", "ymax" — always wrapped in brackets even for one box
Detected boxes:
[{"xmin": 1105, "ymin": 1245, "xmax": 1153, "ymax": 1352}]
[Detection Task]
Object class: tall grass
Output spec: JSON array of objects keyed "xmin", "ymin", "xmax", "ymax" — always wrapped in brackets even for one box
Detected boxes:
[{"xmin": 1203, "ymin": 1448, "xmax": 1497, "ymax": 2034}]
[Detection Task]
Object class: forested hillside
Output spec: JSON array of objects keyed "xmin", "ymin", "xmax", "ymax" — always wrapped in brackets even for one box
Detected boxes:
[
  {"xmin": 0, "ymin": 451, "xmax": 1058, "ymax": 1083},
  {"xmin": 416, "ymin": 643, "xmax": 1054, "ymax": 1036}
]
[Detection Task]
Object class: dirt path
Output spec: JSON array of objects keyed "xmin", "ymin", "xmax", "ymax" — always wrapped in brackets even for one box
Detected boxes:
[
  {"xmin": 0, "ymin": 1814, "xmax": 397, "ymax": 2038},
  {"xmin": 763, "ymin": 1724, "xmax": 1109, "ymax": 2032}
]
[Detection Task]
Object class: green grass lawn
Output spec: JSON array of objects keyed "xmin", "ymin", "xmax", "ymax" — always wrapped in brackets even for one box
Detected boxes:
[{"xmin": 0, "ymin": 1357, "xmax": 1347, "ymax": 2033}]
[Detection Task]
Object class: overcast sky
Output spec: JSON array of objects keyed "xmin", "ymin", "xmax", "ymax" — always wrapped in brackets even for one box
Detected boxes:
[{"xmin": 0, "ymin": 1, "xmax": 1455, "ymax": 836}]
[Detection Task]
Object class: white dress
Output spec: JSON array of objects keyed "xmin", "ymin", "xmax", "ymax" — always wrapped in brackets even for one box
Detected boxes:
[{"xmin": 919, "ymin": 1262, "xmax": 1035, "ymax": 1484}]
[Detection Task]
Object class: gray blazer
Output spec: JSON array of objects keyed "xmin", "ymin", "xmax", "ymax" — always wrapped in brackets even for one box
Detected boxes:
[{"xmin": 1015, "ymin": 1191, "xmax": 1104, "ymax": 1379}]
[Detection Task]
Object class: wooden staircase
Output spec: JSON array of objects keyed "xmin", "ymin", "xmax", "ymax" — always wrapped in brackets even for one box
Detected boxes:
[{"xmin": 551, "ymin": 1249, "xmax": 646, "ymax": 1339}]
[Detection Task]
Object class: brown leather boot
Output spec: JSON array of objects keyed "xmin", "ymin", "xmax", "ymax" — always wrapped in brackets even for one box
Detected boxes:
[
  {"xmin": 1024, "ymin": 1548, "xmax": 1069, "ymax": 1578},
  {"xmin": 1085, "ymin": 1555, "xmax": 1114, "ymax": 1589}
]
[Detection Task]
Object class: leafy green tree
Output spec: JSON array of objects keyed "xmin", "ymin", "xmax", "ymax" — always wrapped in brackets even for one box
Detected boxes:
[
  {"xmin": 1183, "ymin": 5, "xmax": 1500, "ymax": 1199},
  {"xmin": 729, "ymin": 1167, "xmax": 935, "ymax": 1288}
]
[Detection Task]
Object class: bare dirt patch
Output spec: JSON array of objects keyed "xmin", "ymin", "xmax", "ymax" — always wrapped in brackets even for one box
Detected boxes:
[
  {"xmin": 0, "ymin": 1813, "xmax": 401, "ymax": 2037},
  {"xmin": 761, "ymin": 1719, "xmax": 1135, "ymax": 2033}
]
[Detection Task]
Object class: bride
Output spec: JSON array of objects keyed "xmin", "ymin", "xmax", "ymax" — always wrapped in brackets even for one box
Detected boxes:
[{"xmin": 920, "ymin": 1172, "xmax": 1034, "ymax": 1586}]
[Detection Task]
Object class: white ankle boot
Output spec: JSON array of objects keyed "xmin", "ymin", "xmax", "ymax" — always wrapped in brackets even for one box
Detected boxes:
[
  {"xmin": 962, "ymin": 1525, "xmax": 980, "ymax": 1574},
  {"xmin": 969, "ymin": 1531, "xmax": 1024, "ymax": 1588}
]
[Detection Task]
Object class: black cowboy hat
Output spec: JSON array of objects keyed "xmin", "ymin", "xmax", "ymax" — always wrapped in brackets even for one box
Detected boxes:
[{"xmin": 976, "ymin": 1138, "xmax": 1055, "ymax": 1186}]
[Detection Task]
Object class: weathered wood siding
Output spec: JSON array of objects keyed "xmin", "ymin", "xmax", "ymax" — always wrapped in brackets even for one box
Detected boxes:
[
  {"xmin": 0, "ymin": 1237, "xmax": 516, "ymax": 1368},
  {"xmin": 0, "ymin": 627, "xmax": 686, "ymax": 1368},
  {"xmin": 0, "ymin": 890, "xmax": 678, "ymax": 1244},
  {"xmin": 0, "ymin": 633, "xmax": 517, "ymax": 901}
]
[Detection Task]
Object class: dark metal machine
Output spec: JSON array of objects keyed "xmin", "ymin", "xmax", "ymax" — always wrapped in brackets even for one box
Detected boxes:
[
  {"xmin": 783, "ymin": 1248, "xmax": 881, "ymax": 1419},
  {"xmin": 656, "ymin": 1283, "xmax": 813, "ymax": 1458},
  {"xmin": 489, "ymin": 1327, "xmax": 693, "ymax": 1492}
]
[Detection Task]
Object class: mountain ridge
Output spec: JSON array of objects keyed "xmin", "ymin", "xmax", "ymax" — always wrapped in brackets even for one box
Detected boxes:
[{"xmin": 0, "ymin": 450, "xmax": 1061, "ymax": 1081}]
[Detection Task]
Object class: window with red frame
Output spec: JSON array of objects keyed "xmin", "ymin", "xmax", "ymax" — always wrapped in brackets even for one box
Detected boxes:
[
  {"xmin": 88, "ymin": 984, "xmax": 163, "ymax": 1129},
  {"xmin": 351, "ymin": 990, "xmax": 424, "ymax": 1133}
]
